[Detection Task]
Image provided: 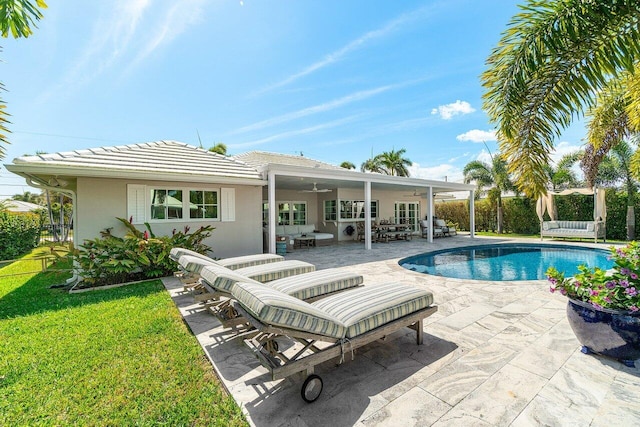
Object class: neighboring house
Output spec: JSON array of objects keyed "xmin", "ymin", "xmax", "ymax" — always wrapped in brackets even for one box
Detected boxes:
[
  {"xmin": 5, "ymin": 141, "xmax": 477, "ymax": 257},
  {"xmin": 2, "ymin": 200, "xmax": 43, "ymax": 213}
]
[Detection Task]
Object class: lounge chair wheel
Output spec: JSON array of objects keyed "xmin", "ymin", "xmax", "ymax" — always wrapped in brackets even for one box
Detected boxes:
[{"xmin": 301, "ymin": 374, "xmax": 323, "ymax": 403}]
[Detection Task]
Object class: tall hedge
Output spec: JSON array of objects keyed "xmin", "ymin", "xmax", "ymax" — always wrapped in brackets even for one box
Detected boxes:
[
  {"xmin": 0, "ymin": 211, "xmax": 42, "ymax": 259},
  {"xmin": 434, "ymin": 189, "xmax": 640, "ymax": 240}
]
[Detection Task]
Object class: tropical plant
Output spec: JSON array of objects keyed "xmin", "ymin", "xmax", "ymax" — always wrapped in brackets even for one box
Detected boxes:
[
  {"xmin": 482, "ymin": 0, "xmax": 640, "ymax": 197},
  {"xmin": 209, "ymin": 143, "xmax": 227, "ymax": 155},
  {"xmin": 544, "ymin": 151, "xmax": 583, "ymax": 191},
  {"xmin": 0, "ymin": 210, "xmax": 42, "ymax": 259},
  {"xmin": 74, "ymin": 218, "xmax": 214, "ymax": 287},
  {"xmin": 361, "ymin": 157, "xmax": 384, "ymax": 173},
  {"xmin": 11, "ymin": 190, "xmax": 43, "ymax": 204},
  {"xmin": 591, "ymin": 141, "xmax": 638, "ymax": 240},
  {"xmin": 0, "ymin": 0, "xmax": 48, "ymax": 159},
  {"xmin": 340, "ymin": 161, "xmax": 355, "ymax": 170},
  {"xmin": 375, "ymin": 148, "xmax": 412, "ymax": 177},
  {"xmin": 463, "ymin": 149, "xmax": 515, "ymax": 233},
  {"xmin": 547, "ymin": 242, "xmax": 640, "ymax": 312}
]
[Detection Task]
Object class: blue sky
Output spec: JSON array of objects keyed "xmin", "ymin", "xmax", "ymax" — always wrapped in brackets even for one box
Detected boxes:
[{"xmin": 1, "ymin": 0, "xmax": 586, "ymax": 198}]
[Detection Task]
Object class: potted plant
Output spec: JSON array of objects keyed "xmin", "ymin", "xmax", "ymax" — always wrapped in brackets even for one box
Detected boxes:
[{"xmin": 547, "ymin": 242, "xmax": 640, "ymax": 367}]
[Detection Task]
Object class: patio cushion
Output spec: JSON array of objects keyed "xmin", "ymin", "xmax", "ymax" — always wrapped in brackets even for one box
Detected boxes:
[
  {"xmin": 233, "ymin": 281, "xmax": 347, "ymax": 339},
  {"xmin": 217, "ymin": 253, "xmax": 284, "ymax": 270},
  {"xmin": 170, "ymin": 247, "xmax": 212, "ymax": 263},
  {"xmin": 312, "ymin": 283, "xmax": 433, "ymax": 338},
  {"xmin": 200, "ymin": 263, "xmax": 262, "ymax": 292},
  {"xmin": 235, "ymin": 260, "xmax": 315, "ymax": 283},
  {"xmin": 179, "ymin": 254, "xmax": 218, "ymax": 274},
  {"xmin": 268, "ymin": 269, "xmax": 363, "ymax": 300},
  {"xmin": 299, "ymin": 224, "xmax": 316, "ymax": 234}
]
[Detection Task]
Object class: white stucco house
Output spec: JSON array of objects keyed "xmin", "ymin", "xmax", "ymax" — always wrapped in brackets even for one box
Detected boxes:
[{"xmin": 5, "ymin": 140, "xmax": 476, "ymax": 258}]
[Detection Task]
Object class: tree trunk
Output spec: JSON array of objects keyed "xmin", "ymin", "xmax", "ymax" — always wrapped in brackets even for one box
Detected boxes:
[
  {"xmin": 626, "ymin": 205, "xmax": 635, "ymax": 241},
  {"xmin": 497, "ymin": 205, "xmax": 503, "ymax": 234}
]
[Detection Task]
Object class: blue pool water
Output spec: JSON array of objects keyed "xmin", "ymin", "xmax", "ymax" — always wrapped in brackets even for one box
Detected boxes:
[{"xmin": 399, "ymin": 243, "xmax": 614, "ymax": 281}]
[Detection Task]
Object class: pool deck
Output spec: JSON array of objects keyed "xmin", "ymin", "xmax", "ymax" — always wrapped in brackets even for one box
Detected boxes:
[{"xmin": 162, "ymin": 235, "xmax": 640, "ymax": 426}]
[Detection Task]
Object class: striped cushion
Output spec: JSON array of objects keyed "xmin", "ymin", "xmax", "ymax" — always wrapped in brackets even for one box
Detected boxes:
[
  {"xmin": 200, "ymin": 264, "xmax": 262, "ymax": 293},
  {"xmin": 234, "ymin": 261, "xmax": 315, "ymax": 283},
  {"xmin": 217, "ymin": 253, "xmax": 284, "ymax": 270},
  {"xmin": 232, "ymin": 282, "xmax": 346, "ymax": 339},
  {"xmin": 268, "ymin": 269, "xmax": 363, "ymax": 300},
  {"xmin": 170, "ymin": 248, "xmax": 212, "ymax": 263},
  {"xmin": 312, "ymin": 283, "xmax": 433, "ymax": 338},
  {"xmin": 179, "ymin": 255, "xmax": 218, "ymax": 274}
]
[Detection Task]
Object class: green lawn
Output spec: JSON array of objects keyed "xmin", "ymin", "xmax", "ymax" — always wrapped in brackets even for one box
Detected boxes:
[{"xmin": 0, "ymin": 247, "xmax": 247, "ymax": 426}]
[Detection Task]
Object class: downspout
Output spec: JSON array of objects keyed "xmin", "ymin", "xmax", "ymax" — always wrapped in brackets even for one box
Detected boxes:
[{"xmin": 25, "ymin": 175, "xmax": 79, "ymax": 285}]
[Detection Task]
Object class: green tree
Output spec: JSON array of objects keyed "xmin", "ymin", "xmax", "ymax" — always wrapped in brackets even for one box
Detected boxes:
[
  {"xmin": 340, "ymin": 161, "xmax": 355, "ymax": 170},
  {"xmin": 375, "ymin": 148, "xmax": 412, "ymax": 177},
  {"xmin": 463, "ymin": 150, "xmax": 515, "ymax": 233},
  {"xmin": 0, "ymin": 0, "xmax": 48, "ymax": 159},
  {"xmin": 482, "ymin": 1, "xmax": 640, "ymax": 197},
  {"xmin": 544, "ymin": 151, "xmax": 583, "ymax": 191},
  {"xmin": 12, "ymin": 190, "xmax": 43, "ymax": 204},
  {"xmin": 208, "ymin": 143, "xmax": 227, "ymax": 155},
  {"xmin": 361, "ymin": 157, "xmax": 384, "ymax": 173}
]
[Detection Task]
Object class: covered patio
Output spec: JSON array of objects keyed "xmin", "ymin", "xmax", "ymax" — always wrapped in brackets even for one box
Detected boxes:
[{"xmin": 163, "ymin": 236, "xmax": 639, "ymax": 426}]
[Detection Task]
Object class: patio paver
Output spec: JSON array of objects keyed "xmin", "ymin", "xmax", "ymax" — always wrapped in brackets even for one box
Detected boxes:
[{"xmin": 162, "ymin": 234, "xmax": 640, "ymax": 426}]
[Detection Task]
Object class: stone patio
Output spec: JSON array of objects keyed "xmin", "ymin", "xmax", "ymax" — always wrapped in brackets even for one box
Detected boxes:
[{"xmin": 162, "ymin": 235, "xmax": 640, "ymax": 426}]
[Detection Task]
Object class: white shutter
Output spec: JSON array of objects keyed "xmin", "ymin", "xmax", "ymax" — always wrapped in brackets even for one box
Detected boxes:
[
  {"xmin": 127, "ymin": 184, "xmax": 146, "ymax": 223},
  {"xmin": 220, "ymin": 187, "xmax": 236, "ymax": 222}
]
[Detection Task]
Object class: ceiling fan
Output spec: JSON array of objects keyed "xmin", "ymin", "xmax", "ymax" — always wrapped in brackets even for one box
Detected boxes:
[
  {"xmin": 299, "ymin": 182, "xmax": 332, "ymax": 193},
  {"xmin": 403, "ymin": 189, "xmax": 428, "ymax": 197}
]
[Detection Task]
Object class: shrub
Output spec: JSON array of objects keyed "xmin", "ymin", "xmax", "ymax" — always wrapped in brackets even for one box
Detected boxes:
[
  {"xmin": 0, "ymin": 211, "xmax": 42, "ymax": 259},
  {"xmin": 74, "ymin": 217, "xmax": 214, "ymax": 288}
]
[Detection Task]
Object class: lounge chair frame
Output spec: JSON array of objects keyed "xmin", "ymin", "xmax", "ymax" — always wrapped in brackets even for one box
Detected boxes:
[{"xmin": 235, "ymin": 302, "xmax": 437, "ymax": 401}]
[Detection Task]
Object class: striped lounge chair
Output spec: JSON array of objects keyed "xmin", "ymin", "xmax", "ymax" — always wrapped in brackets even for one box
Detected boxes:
[
  {"xmin": 170, "ymin": 247, "xmax": 284, "ymax": 290},
  {"xmin": 232, "ymin": 281, "xmax": 437, "ymax": 402},
  {"xmin": 197, "ymin": 262, "xmax": 363, "ymax": 327}
]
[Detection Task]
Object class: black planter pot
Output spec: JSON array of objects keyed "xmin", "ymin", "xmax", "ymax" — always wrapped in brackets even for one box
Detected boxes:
[{"xmin": 566, "ymin": 298, "xmax": 640, "ymax": 367}]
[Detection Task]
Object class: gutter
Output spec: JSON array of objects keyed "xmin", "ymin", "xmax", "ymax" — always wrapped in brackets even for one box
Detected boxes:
[{"xmin": 24, "ymin": 174, "xmax": 79, "ymax": 286}]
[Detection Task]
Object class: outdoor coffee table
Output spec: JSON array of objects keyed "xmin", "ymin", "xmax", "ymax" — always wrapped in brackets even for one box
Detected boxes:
[{"xmin": 294, "ymin": 236, "xmax": 316, "ymax": 249}]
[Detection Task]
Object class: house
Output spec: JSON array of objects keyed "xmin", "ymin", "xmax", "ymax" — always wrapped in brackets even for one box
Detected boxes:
[
  {"xmin": 1, "ymin": 199, "xmax": 43, "ymax": 213},
  {"xmin": 6, "ymin": 141, "xmax": 477, "ymax": 257}
]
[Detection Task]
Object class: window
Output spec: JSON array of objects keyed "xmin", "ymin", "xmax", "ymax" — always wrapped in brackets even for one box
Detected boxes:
[
  {"xmin": 129, "ymin": 185, "xmax": 228, "ymax": 223},
  {"xmin": 338, "ymin": 200, "xmax": 377, "ymax": 220},
  {"xmin": 324, "ymin": 200, "xmax": 337, "ymax": 221},
  {"xmin": 189, "ymin": 190, "xmax": 218, "ymax": 219},
  {"xmin": 263, "ymin": 201, "xmax": 307, "ymax": 225},
  {"xmin": 150, "ymin": 189, "xmax": 183, "ymax": 220}
]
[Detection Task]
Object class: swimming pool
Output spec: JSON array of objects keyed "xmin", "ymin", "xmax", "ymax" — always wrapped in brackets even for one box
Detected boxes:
[{"xmin": 399, "ymin": 243, "xmax": 614, "ymax": 281}]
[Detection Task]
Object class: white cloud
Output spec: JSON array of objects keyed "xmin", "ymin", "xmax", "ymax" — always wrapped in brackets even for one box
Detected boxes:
[
  {"xmin": 456, "ymin": 129, "xmax": 497, "ymax": 143},
  {"xmin": 229, "ymin": 84, "xmax": 397, "ymax": 136},
  {"xmin": 228, "ymin": 115, "xmax": 360, "ymax": 149},
  {"xmin": 476, "ymin": 149, "xmax": 493, "ymax": 164},
  {"xmin": 408, "ymin": 162, "xmax": 464, "ymax": 182},
  {"xmin": 254, "ymin": 4, "xmax": 433, "ymax": 96},
  {"xmin": 431, "ymin": 100, "xmax": 475, "ymax": 120},
  {"xmin": 550, "ymin": 141, "xmax": 583, "ymax": 165}
]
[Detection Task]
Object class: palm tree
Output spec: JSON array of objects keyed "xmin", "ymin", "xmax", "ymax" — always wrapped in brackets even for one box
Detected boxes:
[
  {"xmin": 0, "ymin": 0, "xmax": 48, "ymax": 159},
  {"xmin": 340, "ymin": 161, "xmax": 355, "ymax": 170},
  {"xmin": 590, "ymin": 140, "xmax": 638, "ymax": 240},
  {"xmin": 208, "ymin": 143, "xmax": 227, "ymax": 155},
  {"xmin": 482, "ymin": 1, "xmax": 640, "ymax": 197},
  {"xmin": 375, "ymin": 149, "xmax": 412, "ymax": 177},
  {"xmin": 12, "ymin": 190, "xmax": 43, "ymax": 204},
  {"xmin": 361, "ymin": 157, "xmax": 384, "ymax": 174},
  {"xmin": 463, "ymin": 150, "xmax": 515, "ymax": 233},
  {"xmin": 544, "ymin": 151, "xmax": 583, "ymax": 191}
]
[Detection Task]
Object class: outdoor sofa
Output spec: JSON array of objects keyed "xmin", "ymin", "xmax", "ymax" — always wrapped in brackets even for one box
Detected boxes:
[
  {"xmin": 232, "ymin": 281, "xmax": 437, "ymax": 402},
  {"xmin": 541, "ymin": 220, "xmax": 605, "ymax": 243},
  {"xmin": 271, "ymin": 224, "xmax": 335, "ymax": 250}
]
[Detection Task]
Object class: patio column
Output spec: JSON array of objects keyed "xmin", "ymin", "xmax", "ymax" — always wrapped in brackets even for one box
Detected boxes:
[
  {"xmin": 364, "ymin": 180, "xmax": 372, "ymax": 250},
  {"xmin": 268, "ymin": 171, "xmax": 277, "ymax": 254},
  {"xmin": 469, "ymin": 190, "xmax": 475, "ymax": 238},
  {"xmin": 427, "ymin": 186, "xmax": 433, "ymax": 243}
]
